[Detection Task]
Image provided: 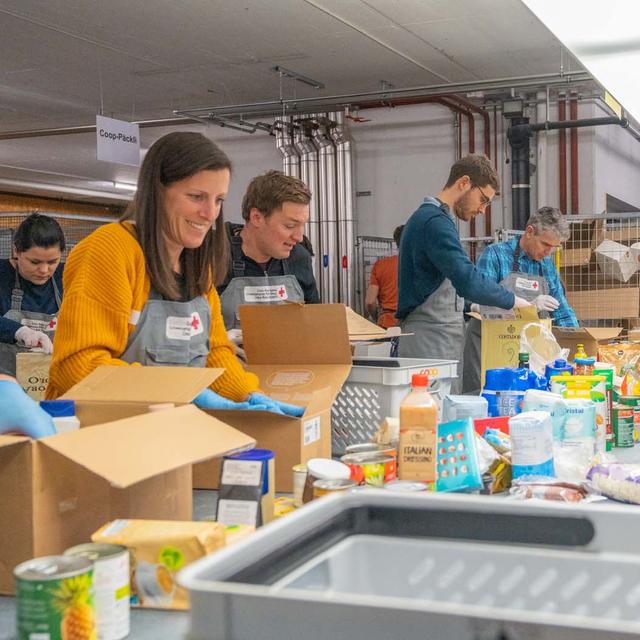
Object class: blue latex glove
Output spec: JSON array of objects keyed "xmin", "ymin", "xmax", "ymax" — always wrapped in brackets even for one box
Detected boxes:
[
  {"xmin": 192, "ymin": 389, "xmax": 254, "ymax": 410},
  {"xmin": 248, "ymin": 392, "xmax": 305, "ymax": 417},
  {"xmin": 0, "ymin": 380, "xmax": 56, "ymax": 439}
]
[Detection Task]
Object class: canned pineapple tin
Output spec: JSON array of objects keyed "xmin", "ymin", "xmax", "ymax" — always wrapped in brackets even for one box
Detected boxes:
[
  {"xmin": 340, "ymin": 452, "xmax": 394, "ymax": 487},
  {"xmin": 15, "ymin": 555, "xmax": 96, "ymax": 640},
  {"xmin": 64, "ymin": 543, "xmax": 130, "ymax": 640}
]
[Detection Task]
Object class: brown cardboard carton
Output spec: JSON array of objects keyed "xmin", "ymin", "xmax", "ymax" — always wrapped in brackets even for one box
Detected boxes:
[
  {"xmin": 193, "ymin": 304, "xmax": 353, "ymax": 492},
  {"xmin": 92, "ymin": 519, "xmax": 226, "ymax": 610},
  {"xmin": 566, "ymin": 288, "xmax": 640, "ymax": 320},
  {"xmin": 559, "ymin": 219, "xmax": 605, "ymax": 268},
  {"xmin": 553, "ymin": 327, "xmax": 623, "ymax": 359},
  {"xmin": 0, "ymin": 400, "xmax": 255, "ymax": 594},
  {"xmin": 15, "ymin": 352, "xmax": 51, "ymax": 401}
]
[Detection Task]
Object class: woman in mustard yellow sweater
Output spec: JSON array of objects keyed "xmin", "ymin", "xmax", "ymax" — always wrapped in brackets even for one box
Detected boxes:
[{"xmin": 47, "ymin": 132, "xmax": 302, "ymax": 416}]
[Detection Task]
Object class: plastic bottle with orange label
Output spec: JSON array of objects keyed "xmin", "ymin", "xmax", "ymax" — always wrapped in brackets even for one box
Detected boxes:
[{"xmin": 398, "ymin": 372, "xmax": 438, "ymax": 483}]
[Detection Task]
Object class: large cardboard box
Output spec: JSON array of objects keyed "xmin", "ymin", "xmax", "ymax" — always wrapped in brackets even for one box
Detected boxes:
[
  {"xmin": 193, "ymin": 303, "xmax": 353, "ymax": 492},
  {"xmin": 553, "ymin": 327, "xmax": 623, "ymax": 359},
  {"xmin": 473, "ymin": 307, "xmax": 552, "ymax": 387},
  {"xmin": 559, "ymin": 218, "xmax": 605, "ymax": 268},
  {"xmin": 566, "ymin": 288, "xmax": 640, "ymax": 320},
  {"xmin": 0, "ymin": 393, "xmax": 255, "ymax": 594}
]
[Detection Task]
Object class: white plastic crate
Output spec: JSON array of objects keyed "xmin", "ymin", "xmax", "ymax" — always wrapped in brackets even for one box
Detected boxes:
[{"xmin": 331, "ymin": 356, "xmax": 457, "ymax": 455}]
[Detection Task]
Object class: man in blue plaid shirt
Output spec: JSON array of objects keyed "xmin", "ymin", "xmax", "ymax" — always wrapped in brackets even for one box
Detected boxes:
[{"xmin": 462, "ymin": 206, "xmax": 578, "ymax": 392}]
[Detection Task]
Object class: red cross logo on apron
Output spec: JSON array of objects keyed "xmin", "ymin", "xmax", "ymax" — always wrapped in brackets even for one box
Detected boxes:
[
  {"xmin": 190, "ymin": 314, "xmax": 200, "ymax": 330},
  {"xmin": 532, "ymin": 282, "xmax": 539, "ymax": 290},
  {"xmin": 277, "ymin": 286, "xmax": 286, "ymax": 298},
  {"xmin": 48, "ymin": 318, "xmax": 57, "ymax": 330}
]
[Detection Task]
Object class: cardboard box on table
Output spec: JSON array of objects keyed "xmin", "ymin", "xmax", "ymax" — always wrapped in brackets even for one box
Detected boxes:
[
  {"xmin": 470, "ymin": 306, "xmax": 552, "ymax": 388},
  {"xmin": 0, "ymin": 367, "xmax": 255, "ymax": 594},
  {"xmin": 193, "ymin": 303, "xmax": 353, "ymax": 492},
  {"xmin": 552, "ymin": 327, "xmax": 623, "ymax": 359}
]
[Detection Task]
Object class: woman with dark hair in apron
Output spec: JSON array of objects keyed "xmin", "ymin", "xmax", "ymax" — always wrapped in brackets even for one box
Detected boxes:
[
  {"xmin": 46, "ymin": 132, "xmax": 302, "ymax": 417},
  {"xmin": 0, "ymin": 213, "xmax": 64, "ymax": 375}
]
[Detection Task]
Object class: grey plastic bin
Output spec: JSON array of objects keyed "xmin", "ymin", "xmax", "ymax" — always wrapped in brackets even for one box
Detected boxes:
[
  {"xmin": 179, "ymin": 491, "xmax": 640, "ymax": 640},
  {"xmin": 331, "ymin": 356, "xmax": 457, "ymax": 454}
]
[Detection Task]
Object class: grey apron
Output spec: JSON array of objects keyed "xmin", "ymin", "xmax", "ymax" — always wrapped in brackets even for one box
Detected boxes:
[
  {"xmin": 121, "ymin": 286, "xmax": 211, "ymax": 367},
  {"xmin": 462, "ymin": 241, "xmax": 549, "ymax": 394},
  {"xmin": 220, "ymin": 234, "xmax": 304, "ymax": 330},
  {"xmin": 0, "ymin": 268, "xmax": 61, "ymax": 375},
  {"xmin": 398, "ymin": 197, "xmax": 465, "ymax": 394}
]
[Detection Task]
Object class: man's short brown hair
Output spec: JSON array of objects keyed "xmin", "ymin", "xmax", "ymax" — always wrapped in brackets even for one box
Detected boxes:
[
  {"xmin": 241, "ymin": 170, "xmax": 311, "ymax": 221},
  {"xmin": 444, "ymin": 154, "xmax": 499, "ymax": 191}
]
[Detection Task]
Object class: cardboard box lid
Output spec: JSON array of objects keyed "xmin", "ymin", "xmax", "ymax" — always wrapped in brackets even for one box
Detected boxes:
[
  {"xmin": 345, "ymin": 307, "xmax": 407, "ymax": 341},
  {"xmin": 553, "ymin": 327, "xmax": 623, "ymax": 341},
  {"xmin": 38, "ymin": 404, "xmax": 255, "ymax": 488},
  {"xmin": 240, "ymin": 303, "xmax": 352, "ymax": 365},
  {"xmin": 61, "ymin": 366, "xmax": 223, "ymax": 404},
  {"xmin": 0, "ymin": 434, "xmax": 30, "ymax": 451}
]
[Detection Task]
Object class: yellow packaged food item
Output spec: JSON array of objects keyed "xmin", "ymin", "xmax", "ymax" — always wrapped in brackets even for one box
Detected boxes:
[{"xmin": 92, "ymin": 519, "xmax": 225, "ymax": 610}]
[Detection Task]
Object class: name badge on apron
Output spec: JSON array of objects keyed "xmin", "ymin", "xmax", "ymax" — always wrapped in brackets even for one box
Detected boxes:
[
  {"xmin": 20, "ymin": 316, "xmax": 58, "ymax": 333},
  {"xmin": 165, "ymin": 312, "xmax": 204, "ymax": 340},
  {"xmin": 243, "ymin": 284, "xmax": 288, "ymax": 302},
  {"xmin": 514, "ymin": 277, "xmax": 540, "ymax": 292}
]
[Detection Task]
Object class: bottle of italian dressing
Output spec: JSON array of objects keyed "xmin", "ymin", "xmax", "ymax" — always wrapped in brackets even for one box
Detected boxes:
[{"xmin": 398, "ymin": 373, "xmax": 439, "ymax": 483}]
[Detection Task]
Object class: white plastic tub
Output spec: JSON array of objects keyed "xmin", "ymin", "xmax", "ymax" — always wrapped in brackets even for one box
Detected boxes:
[{"xmin": 332, "ymin": 357, "xmax": 457, "ymax": 454}]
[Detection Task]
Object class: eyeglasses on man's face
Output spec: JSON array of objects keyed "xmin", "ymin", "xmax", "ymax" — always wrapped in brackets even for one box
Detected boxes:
[{"xmin": 474, "ymin": 184, "xmax": 492, "ymax": 207}]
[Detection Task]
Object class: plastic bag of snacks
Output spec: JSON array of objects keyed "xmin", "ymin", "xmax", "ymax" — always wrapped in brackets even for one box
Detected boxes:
[
  {"xmin": 598, "ymin": 342, "xmax": 640, "ymax": 376},
  {"xmin": 587, "ymin": 463, "xmax": 640, "ymax": 504}
]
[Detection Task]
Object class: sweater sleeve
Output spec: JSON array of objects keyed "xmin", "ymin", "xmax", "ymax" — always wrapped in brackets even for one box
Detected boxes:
[
  {"xmin": 46, "ymin": 225, "xmax": 145, "ymax": 399},
  {"xmin": 205, "ymin": 287, "xmax": 259, "ymax": 401},
  {"xmin": 424, "ymin": 215, "xmax": 515, "ymax": 309}
]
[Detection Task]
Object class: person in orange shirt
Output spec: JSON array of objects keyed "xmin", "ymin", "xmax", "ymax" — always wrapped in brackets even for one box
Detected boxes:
[{"xmin": 365, "ymin": 225, "xmax": 404, "ymax": 328}]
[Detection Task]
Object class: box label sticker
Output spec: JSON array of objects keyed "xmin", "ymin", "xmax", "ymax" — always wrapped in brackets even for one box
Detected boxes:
[
  {"xmin": 217, "ymin": 500, "xmax": 259, "ymax": 526},
  {"xmin": 303, "ymin": 416, "xmax": 321, "ymax": 445},
  {"xmin": 243, "ymin": 284, "xmax": 288, "ymax": 302},
  {"xmin": 165, "ymin": 313, "xmax": 203, "ymax": 340},
  {"xmin": 268, "ymin": 370, "xmax": 314, "ymax": 387},
  {"xmin": 220, "ymin": 460, "xmax": 263, "ymax": 486}
]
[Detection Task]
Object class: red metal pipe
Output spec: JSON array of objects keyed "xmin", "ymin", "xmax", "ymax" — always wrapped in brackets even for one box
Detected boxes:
[
  {"xmin": 558, "ymin": 94, "xmax": 567, "ymax": 214},
  {"xmin": 493, "ymin": 103, "xmax": 498, "ymax": 235},
  {"xmin": 570, "ymin": 91, "xmax": 579, "ymax": 214}
]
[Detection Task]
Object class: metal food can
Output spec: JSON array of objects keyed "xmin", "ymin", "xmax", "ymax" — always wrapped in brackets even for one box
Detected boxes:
[
  {"xmin": 613, "ymin": 404, "xmax": 635, "ymax": 448},
  {"xmin": 312, "ymin": 478, "xmax": 358, "ymax": 499},
  {"xmin": 344, "ymin": 443, "xmax": 382, "ymax": 455},
  {"xmin": 64, "ymin": 543, "xmax": 130, "ymax": 640},
  {"xmin": 340, "ymin": 452, "xmax": 394, "ymax": 487},
  {"xmin": 384, "ymin": 480, "xmax": 429, "ymax": 492},
  {"xmin": 292, "ymin": 463, "xmax": 307, "ymax": 508},
  {"xmin": 15, "ymin": 555, "xmax": 96, "ymax": 640}
]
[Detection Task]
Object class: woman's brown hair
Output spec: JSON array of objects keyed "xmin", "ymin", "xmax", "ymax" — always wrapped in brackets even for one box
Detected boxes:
[{"xmin": 121, "ymin": 131, "xmax": 231, "ymax": 300}]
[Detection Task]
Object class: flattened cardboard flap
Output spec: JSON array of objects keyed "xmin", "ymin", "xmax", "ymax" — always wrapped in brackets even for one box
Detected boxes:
[
  {"xmin": 240, "ymin": 303, "xmax": 352, "ymax": 365},
  {"xmin": 62, "ymin": 366, "xmax": 223, "ymax": 403},
  {"xmin": 38, "ymin": 405, "xmax": 255, "ymax": 488}
]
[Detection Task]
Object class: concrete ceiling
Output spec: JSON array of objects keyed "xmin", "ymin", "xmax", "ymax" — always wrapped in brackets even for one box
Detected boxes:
[{"xmin": 0, "ymin": 0, "xmax": 589, "ymax": 202}]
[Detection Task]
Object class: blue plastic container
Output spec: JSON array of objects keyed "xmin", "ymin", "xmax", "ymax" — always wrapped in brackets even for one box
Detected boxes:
[
  {"xmin": 544, "ymin": 359, "xmax": 574, "ymax": 387},
  {"xmin": 481, "ymin": 367, "xmax": 547, "ymax": 417}
]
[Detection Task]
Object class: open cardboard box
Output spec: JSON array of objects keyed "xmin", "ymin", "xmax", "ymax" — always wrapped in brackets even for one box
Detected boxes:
[
  {"xmin": 468, "ymin": 306, "xmax": 552, "ymax": 387},
  {"xmin": 553, "ymin": 326, "xmax": 623, "ymax": 358},
  {"xmin": 193, "ymin": 303, "xmax": 353, "ymax": 492},
  {"xmin": 0, "ymin": 380, "xmax": 255, "ymax": 594}
]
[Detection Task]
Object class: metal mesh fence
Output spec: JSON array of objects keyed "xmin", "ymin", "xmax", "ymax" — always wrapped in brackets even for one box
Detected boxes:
[
  {"xmin": 560, "ymin": 213, "xmax": 640, "ymax": 328},
  {"xmin": 354, "ymin": 236, "xmax": 395, "ymax": 314},
  {"xmin": 0, "ymin": 211, "xmax": 116, "ymax": 260}
]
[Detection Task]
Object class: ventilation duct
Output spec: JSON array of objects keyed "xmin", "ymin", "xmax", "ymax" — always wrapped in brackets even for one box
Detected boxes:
[{"xmin": 275, "ymin": 121, "xmax": 300, "ymax": 178}]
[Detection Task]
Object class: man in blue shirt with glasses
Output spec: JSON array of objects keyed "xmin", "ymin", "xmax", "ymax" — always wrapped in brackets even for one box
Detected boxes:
[{"xmin": 462, "ymin": 206, "xmax": 578, "ymax": 393}]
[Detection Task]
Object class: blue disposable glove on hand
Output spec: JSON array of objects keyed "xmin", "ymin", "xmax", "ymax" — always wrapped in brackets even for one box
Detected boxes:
[
  {"xmin": 248, "ymin": 392, "xmax": 305, "ymax": 417},
  {"xmin": 0, "ymin": 380, "xmax": 56, "ymax": 439},
  {"xmin": 193, "ymin": 389, "xmax": 253, "ymax": 410}
]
